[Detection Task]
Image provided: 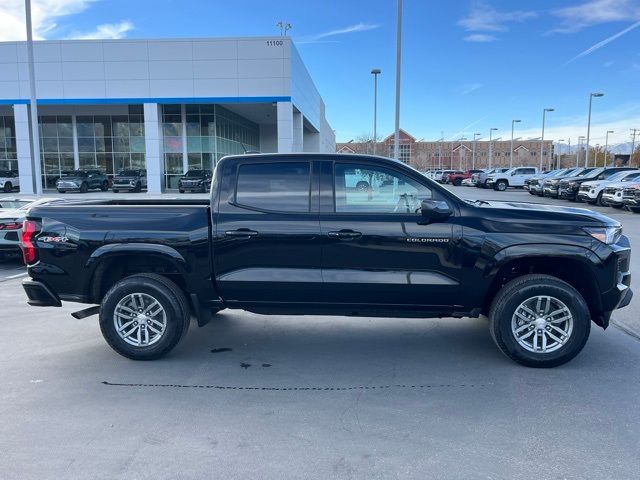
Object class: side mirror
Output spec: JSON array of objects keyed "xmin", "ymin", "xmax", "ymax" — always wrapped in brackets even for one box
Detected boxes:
[
  {"xmin": 511, "ymin": 171, "xmax": 517, "ymax": 176},
  {"xmin": 421, "ymin": 199, "xmax": 452, "ymax": 222}
]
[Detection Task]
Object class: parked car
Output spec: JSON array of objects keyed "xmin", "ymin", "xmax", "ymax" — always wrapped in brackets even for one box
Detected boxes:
[
  {"xmin": 178, "ymin": 169, "xmax": 213, "ymax": 193},
  {"xmin": 56, "ymin": 170, "xmax": 109, "ymax": 193},
  {"xmin": 113, "ymin": 169, "xmax": 147, "ymax": 193},
  {"xmin": 622, "ymin": 185, "xmax": 640, "ymax": 212},
  {"xmin": 21, "ymin": 153, "xmax": 632, "ymax": 368},
  {"xmin": 577, "ymin": 170, "xmax": 640, "ymax": 206},
  {"xmin": 485, "ymin": 166, "xmax": 539, "ymax": 191},
  {"xmin": 446, "ymin": 169, "xmax": 484, "ymax": 186},
  {"xmin": 436, "ymin": 170, "xmax": 462, "ymax": 184},
  {"xmin": 0, "ymin": 170, "xmax": 19, "ymax": 193},
  {"xmin": 558, "ymin": 167, "xmax": 637, "ymax": 201},
  {"xmin": 526, "ymin": 169, "xmax": 575, "ymax": 196},
  {"xmin": 0, "ymin": 197, "xmax": 33, "ymax": 212},
  {"xmin": 0, "ymin": 198, "xmax": 65, "ymax": 261},
  {"xmin": 461, "ymin": 177, "xmax": 474, "ymax": 187},
  {"xmin": 542, "ymin": 168, "xmax": 595, "ymax": 198},
  {"xmin": 475, "ymin": 168, "xmax": 509, "ymax": 188}
]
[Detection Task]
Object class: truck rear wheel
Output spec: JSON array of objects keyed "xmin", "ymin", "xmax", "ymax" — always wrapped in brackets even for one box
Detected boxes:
[
  {"xmin": 488, "ymin": 274, "xmax": 590, "ymax": 368},
  {"xmin": 494, "ymin": 180, "xmax": 508, "ymax": 191},
  {"xmin": 99, "ymin": 273, "xmax": 191, "ymax": 360}
]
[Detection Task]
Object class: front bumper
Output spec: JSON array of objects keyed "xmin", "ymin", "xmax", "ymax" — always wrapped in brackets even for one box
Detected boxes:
[
  {"xmin": 559, "ymin": 186, "xmax": 579, "ymax": 199},
  {"xmin": 112, "ymin": 184, "xmax": 137, "ymax": 191},
  {"xmin": 577, "ymin": 190, "xmax": 597, "ymax": 202},
  {"xmin": 543, "ymin": 186, "xmax": 559, "ymax": 197},
  {"xmin": 179, "ymin": 184, "xmax": 206, "ymax": 192},
  {"xmin": 601, "ymin": 194, "xmax": 623, "ymax": 206},
  {"xmin": 22, "ymin": 279, "xmax": 62, "ymax": 307}
]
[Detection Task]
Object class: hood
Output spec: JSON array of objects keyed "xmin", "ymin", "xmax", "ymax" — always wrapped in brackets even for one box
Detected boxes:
[
  {"xmin": 58, "ymin": 176, "xmax": 85, "ymax": 183},
  {"xmin": 469, "ymin": 199, "xmax": 619, "ymax": 227},
  {"xmin": 604, "ymin": 181, "xmax": 629, "ymax": 189},
  {"xmin": 180, "ymin": 175, "xmax": 207, "ymax": 181}
]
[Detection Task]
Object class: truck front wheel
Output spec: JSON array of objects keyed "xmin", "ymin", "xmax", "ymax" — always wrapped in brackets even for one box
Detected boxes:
[
  {"xmin": 494, "ymin": 180, "xmax": 508, "ymax": 191},
  {"xmin": 488, "ymin": 274, "xmax": 590, "ymax": 368},
  {"xmin": 99, "ymin": 273, "xmax": 191, "ymax": 360}
]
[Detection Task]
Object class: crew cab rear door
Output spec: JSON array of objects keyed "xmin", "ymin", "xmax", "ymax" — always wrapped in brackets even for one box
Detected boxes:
[
  {"xmin": 319, "ymin": 159, "xmax": 461, "ymax": 311},
  {"xmin": 213, "ymin": 158, "xmax": 322, "ymax": 305}
]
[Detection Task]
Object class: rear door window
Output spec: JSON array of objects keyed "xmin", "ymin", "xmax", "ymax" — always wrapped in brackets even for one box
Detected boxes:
[{"xmin": 235, "ymin": 162, "xmax": 311, "ymax": 213}]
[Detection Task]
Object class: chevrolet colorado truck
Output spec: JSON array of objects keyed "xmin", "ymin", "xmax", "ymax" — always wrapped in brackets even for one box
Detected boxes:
[{"xmin": 20, "ymin": 153, "xmax": 632, "ymax": 367}]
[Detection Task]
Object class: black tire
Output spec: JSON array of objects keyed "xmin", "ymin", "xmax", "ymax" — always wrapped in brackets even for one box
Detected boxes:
[
  {"xmin": 3, "ymin": 182, "xmax": 12, "ymax": 193},
  {"xmin": 611, "ymin": 203, "xmax": 624, "ymax": 209},
  {"xmin": 528, "ymin": 190, "xmax": 536, "ymax": 195},
  {"xmin": 489, "ymin": 274, "xmax": 590, "ymax": 368},
  {"xmin": 494, "ymin": 180, "xmax": 508, "ymax": 191},
  {"xmin": 80, "ymin": 182, "xmax": 88, "ymax": 193},
  {"xmin": 454, "ymin": 178, "xmax": 462, "ymax": 186},
  {"xmin": 596, "ymin": 191, "xmax": 604, "ymax": 206},
  {"xmin": 57, "ymin": 189, "xmax": 66, "ymax": 194},
  {"xmin": 356, "ymin": 181, "xmax": 370, "ymax": 191},
  {"xmin": 100, "ymin": 181, "xmax": 108, "ymax": 191},
  {"xmin": 134, "ymin": 182, "xmax": 141, "ymax": 193},
  {"xmin": 628, "ymin": 206, "xmax": 640, "ymax": 213},
  {"xmin": 112, "ymin": 189, "xmax": 119, "ymax": 193},
  {"xmin": 99, "ymin": 273, "xmax": 191, "ymax": 360},
  {"xmin": 179, "ymin": 189, "xmax": 185, "ymax": 194}
]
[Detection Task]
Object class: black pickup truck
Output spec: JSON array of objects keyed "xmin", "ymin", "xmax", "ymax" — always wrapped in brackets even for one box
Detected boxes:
[{"xmin": 20, "ymin": 153, "xmax": 632, "ymax": 367}]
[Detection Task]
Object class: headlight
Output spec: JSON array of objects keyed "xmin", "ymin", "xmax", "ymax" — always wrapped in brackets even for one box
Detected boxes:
[
  {"xmin": 568, "ymin": 181, "xmax": 578, "ymax": 188},
  {"xmin": 549, "ymin": 179, "xmax": 559, "ymax": 185},
  {"xmin": 584, "ymin": 226, "xmax": 622, "ymax": 244}
]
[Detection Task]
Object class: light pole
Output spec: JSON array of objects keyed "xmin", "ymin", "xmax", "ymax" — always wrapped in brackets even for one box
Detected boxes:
[
  {"xmin": 585, "ymin": 92, "xmax": 604, "ymax": 166},
  {"xmin": 604, "ymin": 130, "xmax": 613, "ymax": 166},
  {"xmin": 510, "ymin": 119, "xmax": 521, "ymax": 169},
  {"xmin": 371, "ymin": 68, "xmax": 381, "ymax": 154},
  {"xmin": 631, "ymin": 128, "xmax": 639, "ymax": 162},
  {"xmin": 488, "ymin": 128, "xmax": 498, "ymax": 169},
  {"xmin": 25, "ymin": 0, "xmax": 42, "ymax": 195},
  {"xmin": 438, "ymin": 136, "xmax": 443, "ymax": 170},
  {"xmin": 540, "ymin": 108, "xmax": 554, "ymax": 171},
  {"xmin": 472, "ymin": 133, "xmax": 481, "ymax": 169},
  {"xmin": 556, "ymin": 139, "xmax": 564, "ymax": 168},
  {"xmin": 577, "ymin": 136, "xmax": 585, "ymax": 168},
  {"xmin": 393, "ymin": 0, "xmax": 403, "ymax": 160}
]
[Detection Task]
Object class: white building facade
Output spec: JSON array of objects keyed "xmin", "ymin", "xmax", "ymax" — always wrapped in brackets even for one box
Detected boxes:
[{"xmin": 0, "ymin": 36, "xmax": 335, "ymax": 193}]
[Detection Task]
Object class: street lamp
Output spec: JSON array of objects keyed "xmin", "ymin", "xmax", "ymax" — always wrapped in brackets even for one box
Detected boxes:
[
  {"xmin": 371, "ymin": 68, "xmax": 381, "ymax": 154},
  {"xmin": 604, "ymin": 130, "xmax": 613, "ymax": 166},
  {"xmin": 393, "ymin": 0, "xmax": 403, "ymax": 160},
  {"xmin": 472, "ymin": 133, "xmax": 481, "ymax": 169},
  {"xmin": 540, "ymin": 108, "xmax": 554, "ymax": 171},
  {"xmin": 577, "ymin": 136, "xmax": 585, "ymax": 168},
  {"xmin": 557, "ymin": 139, "xmax": 565, "ymax": 168},
  {"xmin": 488, "ymin": 128, "xmax": 498, "ymax": 169},
  {"xmin": 510, "ymin": 119, "xmax": 521, "ymax": 168},
  {"xmin": 25, "ymin": 0, "xmax": 42, "ymax": 195},
  {"xmin": 585, "ymin": 92, "xmax": 604, "ymax": 166}
]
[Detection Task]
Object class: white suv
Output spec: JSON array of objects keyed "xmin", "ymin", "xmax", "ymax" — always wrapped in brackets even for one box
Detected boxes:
[
  {"xmin": 0, "ymin": 170, "xmax": 19, "ymax": 193},
  {"xmin": 485, "ymin": 167, "xmax": 539, "ymax": 191},
  {"xmin": 577, "ymin": 170, "xmax": 640, "ymax": 206}
]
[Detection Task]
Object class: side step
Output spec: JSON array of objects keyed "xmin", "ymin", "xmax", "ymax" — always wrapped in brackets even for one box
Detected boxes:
[{"xmin": 71, "ymin": 305, "xmax": 100, "ymax": 319}]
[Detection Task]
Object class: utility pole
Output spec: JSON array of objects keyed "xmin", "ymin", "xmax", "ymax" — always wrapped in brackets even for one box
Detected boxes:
[
  {"xmin": 510, "ymin": 119, "xmax": 521, "ymax": 169},
  {"xmin": 393, "ymin": 0, "xmax": 403, "ymax": 160},
  {"xmin": 557, "ymin": 139, "xmax": 564, "ymax": 169},
  {"xmin": 578, "ymin": 136, "xmax": 585, "ymax": 168},
  {"xmin": 631, "ymin": 128, "xmax": 639, "ymax": 164},
  {"xmin": 25, "ymin": 0, "xmax": 42, "ymax": 195},
  {"xmin": 488, "ymin": 128, "xmax": 498, "ymax": 170}
]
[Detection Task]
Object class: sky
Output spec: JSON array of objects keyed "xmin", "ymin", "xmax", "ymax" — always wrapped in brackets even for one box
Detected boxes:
[{"xmin": 1, "ymin": 0, "xmax": 639, "ymax": 151}]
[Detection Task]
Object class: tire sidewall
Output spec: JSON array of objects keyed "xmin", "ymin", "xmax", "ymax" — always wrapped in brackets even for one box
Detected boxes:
[
  {"xmin": 493, "ymin": 281, "xmax": 590, "ymax": 367},
  {"xmin": 100, "ymin": 277, "xmax": 185, "ymax": 360}
]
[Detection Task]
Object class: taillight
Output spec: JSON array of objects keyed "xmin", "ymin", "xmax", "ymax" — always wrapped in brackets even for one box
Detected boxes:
[
  {"xmin": 20, "ymin": 220, "xmax": 40, "ymax": 265},
  {"xmin": 0, "ymin": 222, "xmax": 22, "ymax": 230}
]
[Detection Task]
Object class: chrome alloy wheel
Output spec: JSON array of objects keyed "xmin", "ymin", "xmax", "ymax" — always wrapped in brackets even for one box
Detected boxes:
[
  {"xmin": 113, "ymin": 293, "xmax": 167, "ymax": 347},
  {"xmin": 511, "ymin": 295, "xmax": 574, "ymax": 354}
]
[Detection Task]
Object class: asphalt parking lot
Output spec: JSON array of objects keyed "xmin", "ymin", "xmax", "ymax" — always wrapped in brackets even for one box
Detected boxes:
[{"xmin": 1, "ymin": 187, "xmax": 639, "ymax": 479}]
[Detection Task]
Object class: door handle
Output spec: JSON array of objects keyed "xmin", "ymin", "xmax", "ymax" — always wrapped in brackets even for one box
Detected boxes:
[
  {"xmin": 225, "ymin": 229, "xmax": 258, "ymax": 238},
  {"xmin": 327, "ymin": 230, "xmax": 362, "ymax": 240}
]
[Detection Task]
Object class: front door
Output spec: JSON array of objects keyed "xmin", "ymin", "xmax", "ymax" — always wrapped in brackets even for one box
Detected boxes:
[
  {"xmin": 319, "ymin": 160, "xmax": 461, "ymax": 313},
  {"xmin": 213, "ymin": 158, "xmax": 322, "ymax": 306}
]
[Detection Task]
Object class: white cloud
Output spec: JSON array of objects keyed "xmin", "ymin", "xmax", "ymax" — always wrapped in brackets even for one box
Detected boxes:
[
  {"xmin": 551, "ymin": 0, "xmax": 640, "ymax": 33},
  {"xmin": 0, "ymin": 0, "xmax": 132, "ymax": 41},
  {"xmin": 565, "ymin": 20, "xmax": 640, "ymax": 64},
  {"xmin": 457, "ymin": 1, "xmax": 537, "ymax": 34},
  {"xmin": 460, "ymin": 83, "xmax": 483, "ymax": 95},
  {"xmin": 68, "ymin": 20, "xmax": 133, "ymax": 40},
  {"xmin": 463, "ymin": 33, "xmax": 497, "ymax": 42},
  {"xmin": 299, "ymin": 22, "xmax": 381, "ymax": 43}
]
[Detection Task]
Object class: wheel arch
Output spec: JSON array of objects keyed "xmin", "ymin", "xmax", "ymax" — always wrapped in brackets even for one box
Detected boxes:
[{"xmin": 483, "ymin": 246, "xmax": 604, "ymax": 327}]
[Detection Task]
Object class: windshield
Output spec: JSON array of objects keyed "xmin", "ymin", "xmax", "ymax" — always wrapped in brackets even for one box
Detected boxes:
[
  {"xmin": 581, "ymin": 168, "xmax": 605, "ymax": 179},
  {"xmin": 605, "ymin": 170, "xmax": 640, "ymax": 182},
  {"xmin": 117, "ymin": 170, "xmax": 141, "ymax": 176},
  {"xmin": 62, "ymin": 170, "xmax": 87, "ymax": 177},
  {"xmin": 185, "ymin": 170, "xmax": 208, "ymax": 177},
  {"xmin": 0, "ymin": 200, "xmax": 30, "ymax": 209}
]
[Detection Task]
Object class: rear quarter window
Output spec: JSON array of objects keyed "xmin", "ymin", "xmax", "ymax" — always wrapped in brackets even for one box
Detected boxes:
[{"xmin": 235, "ymin": 162, "xmax": 311, "ymax": 213}]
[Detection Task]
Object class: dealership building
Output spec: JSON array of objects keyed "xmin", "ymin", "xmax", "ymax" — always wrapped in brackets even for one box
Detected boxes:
[{"xmin": 0, "ymin": 36, "xmax": 335, "ymax": 193}]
